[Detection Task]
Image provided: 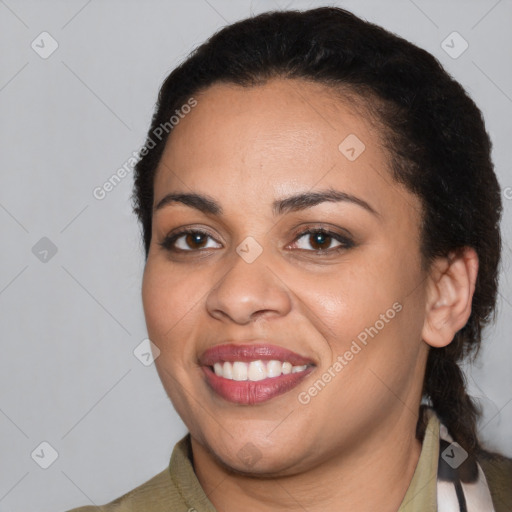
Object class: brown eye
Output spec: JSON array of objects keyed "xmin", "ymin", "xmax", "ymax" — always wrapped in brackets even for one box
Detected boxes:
[
  {"xmin": 159, "ymin": 229, "xmax": 222, "ymax": 252},
  {"xmin": 183, "ymin": 232, "xmax": 208, "ymax": 249},
  {"xmin": 292, "ymin": 229, "xmax": 354, "ymax": 252},
  {"xmin": 307, "ymin": 231, "xmax": 334, "ymax": 250}
]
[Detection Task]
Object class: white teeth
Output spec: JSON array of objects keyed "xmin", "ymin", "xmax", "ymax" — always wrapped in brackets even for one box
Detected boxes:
[
  {"xmin": 211, "ymin": 360, "xmax": 309, "ymax": 381},
  {"xmin": 267, "ymin": 360, "xmax": 282, "ymax": 378},
  {"xmin": 232, "ymin": 361, "xmax": 248, "ymax": 381},
  {"xmin": 281, "ymin": 362, "xmax": 292, "ymax": 375},
  {"xmin": 248, "ymin": 360, "xmax": 266, "ymax": 381},
  {"xmin": 213, "ymin": 362, "xmax": 223, "ymax": 376},
  {"xmin": 222, "ymin": 361, "xmax": 233, "ymax": 380}
]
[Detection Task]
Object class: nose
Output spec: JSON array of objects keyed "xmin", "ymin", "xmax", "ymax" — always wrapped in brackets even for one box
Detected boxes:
[{"xmin": 205, "ymin": 249, "xmax": 292, "ymax": 325}]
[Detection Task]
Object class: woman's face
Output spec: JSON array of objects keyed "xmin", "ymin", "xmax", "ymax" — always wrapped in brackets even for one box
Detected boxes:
[{"xmin": 142, "ymin": 78, "xmax": 430, "ymax": 475}]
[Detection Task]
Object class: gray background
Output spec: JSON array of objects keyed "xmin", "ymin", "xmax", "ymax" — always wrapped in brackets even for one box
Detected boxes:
[{"xmin": 0, "ymin": 0, "xmax": 510, "ymax": 510}]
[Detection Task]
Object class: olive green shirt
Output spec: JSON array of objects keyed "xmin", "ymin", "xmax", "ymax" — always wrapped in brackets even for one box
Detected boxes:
[{"xmin": 66, "ymin": 410, "xmax": 510, "ymax": 511}]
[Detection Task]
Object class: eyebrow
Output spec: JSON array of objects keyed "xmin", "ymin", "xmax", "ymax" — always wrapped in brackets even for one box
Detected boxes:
[{"xmin": 154, "ymin": 188, "xmax": 379, "ymax": 217}]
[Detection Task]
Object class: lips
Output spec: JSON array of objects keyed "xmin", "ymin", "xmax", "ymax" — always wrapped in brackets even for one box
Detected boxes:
[{"xmin": 199, "ymin": 343, "xmax": 315, "ymax": 405}]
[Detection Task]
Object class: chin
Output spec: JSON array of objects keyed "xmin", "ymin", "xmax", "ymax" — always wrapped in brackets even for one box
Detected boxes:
[{"xmin": 202, "ymin": 428, "xmax": 314, "ymax": 476}]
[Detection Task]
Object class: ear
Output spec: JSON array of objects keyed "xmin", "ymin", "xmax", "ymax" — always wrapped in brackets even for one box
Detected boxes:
[{"xmin": 422, "ymin": 247, "xmax": 479, "ymax": 348}]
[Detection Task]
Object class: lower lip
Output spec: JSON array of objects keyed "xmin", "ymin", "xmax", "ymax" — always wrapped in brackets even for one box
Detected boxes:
[{"xmin": 202, "ymin": 365, "xmax": 315, "ymax": 405}]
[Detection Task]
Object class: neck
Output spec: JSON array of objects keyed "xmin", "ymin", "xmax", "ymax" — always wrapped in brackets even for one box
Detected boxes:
[{"xmin": 191, "ymin": 410, "xmax": 424, "ymax": 512}]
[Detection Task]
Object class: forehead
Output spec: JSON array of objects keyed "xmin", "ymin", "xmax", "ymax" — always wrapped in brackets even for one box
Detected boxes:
[
  {"xmin": 153, "ymin": 78, "xmax": 416, "ymax": 221},
  {"xmin": 159, "ymin": 78, "xmax": 378, "ymax": 168}
]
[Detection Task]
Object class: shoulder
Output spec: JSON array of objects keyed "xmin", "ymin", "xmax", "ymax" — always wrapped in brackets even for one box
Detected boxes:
[
  {"xmin": 64, "ymin": 466, "xmax": 185, "ymax": 511},
  {"xmin": 63, "ymin": 435, "xmax": 199, "ymax": 512},
  {"xmin": 477, "ymin": 448, "xmax": 512, "ymax": 512}
]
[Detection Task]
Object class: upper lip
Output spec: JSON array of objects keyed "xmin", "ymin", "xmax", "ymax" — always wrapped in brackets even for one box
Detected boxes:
[{"xmin": 199, "ymin": 342, "xmax": 315, "ymax": 367}]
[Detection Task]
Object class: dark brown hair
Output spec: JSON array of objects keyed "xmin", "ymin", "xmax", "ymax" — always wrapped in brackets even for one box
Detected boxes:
[{"xmin": 132, "ymin": 7, "xmax": 502, "ymax": 454}]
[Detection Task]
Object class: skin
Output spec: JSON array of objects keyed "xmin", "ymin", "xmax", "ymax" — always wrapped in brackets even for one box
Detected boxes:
[{"xmin": 141, "ymin": 78, "xmax": 478, "ymax": 512}]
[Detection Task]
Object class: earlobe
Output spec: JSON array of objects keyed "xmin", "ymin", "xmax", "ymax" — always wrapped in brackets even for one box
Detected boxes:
[{"xmin": 422, "ymin": 248, "xmax": 479, "ymax": 348}]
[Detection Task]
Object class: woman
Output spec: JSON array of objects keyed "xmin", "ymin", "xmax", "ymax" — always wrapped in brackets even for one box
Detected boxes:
[{"xmin": 67, "ymin": 6, "xmax": 511, "ymax": 512}]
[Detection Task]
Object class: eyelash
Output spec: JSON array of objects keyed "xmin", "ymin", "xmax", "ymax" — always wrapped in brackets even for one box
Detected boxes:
[{"xmin": 158, "ymin": 227, "xmax": 354, "ymax": 254}]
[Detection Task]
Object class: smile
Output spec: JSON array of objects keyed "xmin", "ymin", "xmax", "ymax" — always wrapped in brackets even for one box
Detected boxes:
[
  {"xmin": 211, "ymin": 360, "xmax": 309, "ymax": 381},
  {"xmin": 199, "ymin": 343, "xmax": 316, "ymax": 405}
]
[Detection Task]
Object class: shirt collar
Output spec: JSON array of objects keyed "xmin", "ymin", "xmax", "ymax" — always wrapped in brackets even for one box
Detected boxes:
[
  {"xmin": 169, "ymin": 409, "xmax": 440, "ymax": 511},
  {"xmin": 398, "ymin": 407, "xmax": 440, "ymax": 511}
]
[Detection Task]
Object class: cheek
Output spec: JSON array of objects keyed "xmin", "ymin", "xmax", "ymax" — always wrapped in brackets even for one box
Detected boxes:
[
  {"xmin": 300, "ymin": 248, "xmax": 425, "ymax": 357},
  {"xmin": 300, "ymin": 260, "xmax": 396, "ymax": 323},
  {"xmin": 141, "ymin": 260, "xmax": 207, "ymax": 352},
  {"xmin": 142, "ymin": 261, "xmax": 207, "ymax": 410}
]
